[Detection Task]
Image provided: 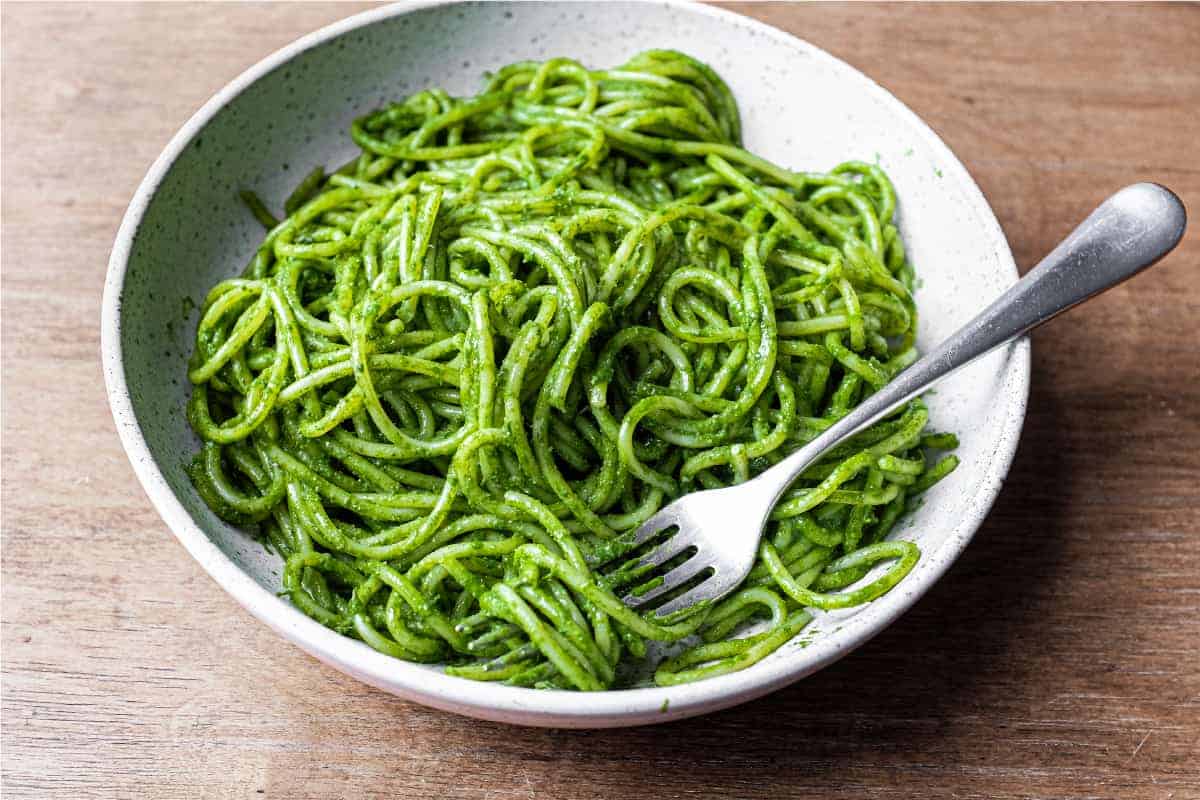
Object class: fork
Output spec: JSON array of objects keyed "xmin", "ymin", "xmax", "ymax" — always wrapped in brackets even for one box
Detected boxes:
[{"xmin": 622, "ymin": 183, "xmax": 1187, "ymax": 618}]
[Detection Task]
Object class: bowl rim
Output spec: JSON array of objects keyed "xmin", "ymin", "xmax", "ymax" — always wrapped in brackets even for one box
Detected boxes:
[{"xmin": 101, "ymin": 0, "xmax": 1030, "ymax": 727}]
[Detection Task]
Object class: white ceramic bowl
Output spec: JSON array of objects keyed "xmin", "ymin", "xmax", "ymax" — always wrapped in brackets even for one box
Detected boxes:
[{"xmin": 102, "ymin": 0, "xmax": 1028, "ymax": 727}]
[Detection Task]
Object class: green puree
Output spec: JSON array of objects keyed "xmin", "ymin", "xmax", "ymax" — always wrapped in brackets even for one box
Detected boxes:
[{"xmin": 185, "ymin": 51, "xmax": 958, "ymax": 690}]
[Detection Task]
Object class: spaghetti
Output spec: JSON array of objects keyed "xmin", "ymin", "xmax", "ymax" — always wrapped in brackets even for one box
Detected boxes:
[{"xmin": 186, "ymin": 51, "xmax": 957, "ymax": 689}]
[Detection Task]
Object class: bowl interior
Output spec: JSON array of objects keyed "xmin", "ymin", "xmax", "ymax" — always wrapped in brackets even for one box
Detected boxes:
[{"xmin": 109, "ymin": 0, "xmax": 1027, "ymax": 726}]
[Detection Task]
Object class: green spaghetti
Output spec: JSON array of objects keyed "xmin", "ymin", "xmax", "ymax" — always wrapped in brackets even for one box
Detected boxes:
[{"xmin": 186, "ymin": 51, "xmax": 958, "ymax": 690}]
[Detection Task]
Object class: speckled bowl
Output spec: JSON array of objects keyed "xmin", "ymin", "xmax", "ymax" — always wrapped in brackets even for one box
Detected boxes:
[{"xmin": 102, "ymin": 0, "xmax": 1029, "ymax": 727}]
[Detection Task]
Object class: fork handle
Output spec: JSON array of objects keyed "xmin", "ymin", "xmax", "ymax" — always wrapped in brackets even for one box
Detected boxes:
[{"xmin": 752, "ymin": 182, "xmax": 1187, "ymax": 505}]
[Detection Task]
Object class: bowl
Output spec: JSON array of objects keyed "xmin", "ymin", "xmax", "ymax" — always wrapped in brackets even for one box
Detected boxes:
[{"xmin": 102, "ymin": 0, "xmax": 1029, "ymax": 727}]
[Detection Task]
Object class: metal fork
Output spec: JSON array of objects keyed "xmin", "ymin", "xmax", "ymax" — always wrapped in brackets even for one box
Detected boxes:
[{"xmin": 622, "ymin": 183, "xmax": 1187, "ymax": 617}]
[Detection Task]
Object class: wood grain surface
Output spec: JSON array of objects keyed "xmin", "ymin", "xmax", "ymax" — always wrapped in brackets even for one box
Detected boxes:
[{"xmin": 2, "ymin": 3, "xmax": 1198, "ymax": 798}]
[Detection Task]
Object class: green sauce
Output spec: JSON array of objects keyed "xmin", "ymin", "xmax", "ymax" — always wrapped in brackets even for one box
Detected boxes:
[{"xmin": 185, "ymin": 50, "xmax": 957, "ymax": 690}]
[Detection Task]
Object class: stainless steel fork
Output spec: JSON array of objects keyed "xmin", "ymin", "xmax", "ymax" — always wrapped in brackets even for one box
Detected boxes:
[{"xmin": 622, "ymin": 183, "xmax": 1187, "ymax": 617}]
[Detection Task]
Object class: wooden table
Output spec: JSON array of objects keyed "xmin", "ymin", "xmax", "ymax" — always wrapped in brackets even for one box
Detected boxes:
[{"xmin": 3, "ymin": 3, "xmax": 1198, "ymax": 798}]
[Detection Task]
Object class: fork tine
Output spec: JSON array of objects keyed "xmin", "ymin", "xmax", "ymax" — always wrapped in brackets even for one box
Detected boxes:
[
  {"xmin": 628, "ymin": 505, "xmax": 678, "ymax": 547},
  {"xmin": 633, "ymin": 537, "xmax": 693, "ymax": 572},
  {"xmin": 651, "ymin": 576, "xmax": 725, "ymax": 618},
  {"xmin": 623, "ymin": 557, "xmax": 706, "ymax": 607}
]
